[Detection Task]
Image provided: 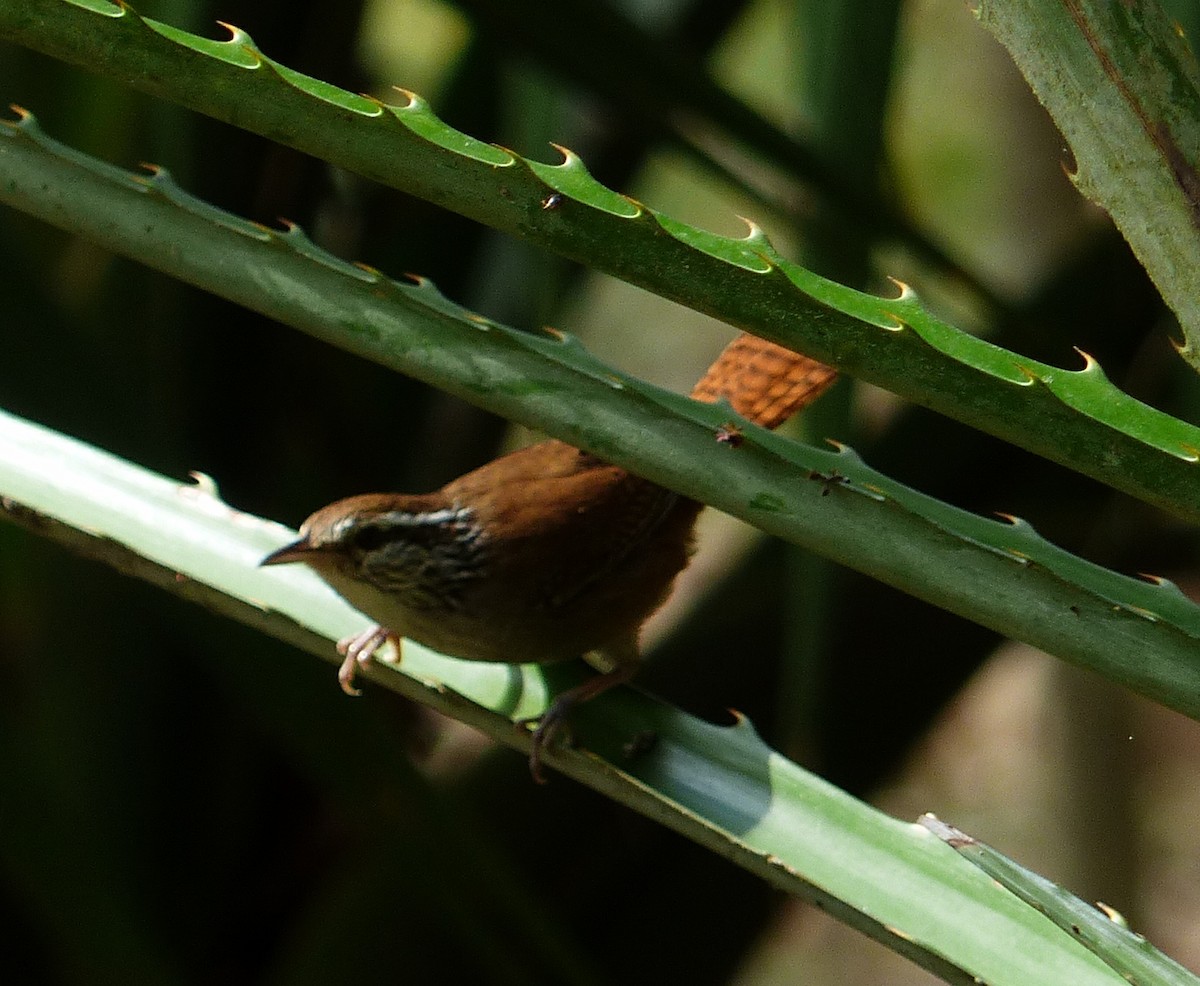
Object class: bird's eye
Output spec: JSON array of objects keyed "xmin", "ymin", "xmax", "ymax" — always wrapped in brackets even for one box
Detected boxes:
[{"xmin": 350, "ymin": 524, "xmax": 388, "ymax": 553}]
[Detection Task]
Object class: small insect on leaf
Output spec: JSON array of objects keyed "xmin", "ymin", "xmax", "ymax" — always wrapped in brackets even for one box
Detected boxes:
[
  {"xmin": 541, "ymin": 192, "xmax": 564, "ymax": 210},
  {"xmin": 808, "ymin": 469, "xmax": 847, "ymax": 496},
  {"xmin": 715, "ymin": 423, "xmax": 744, "ymax": 447}
]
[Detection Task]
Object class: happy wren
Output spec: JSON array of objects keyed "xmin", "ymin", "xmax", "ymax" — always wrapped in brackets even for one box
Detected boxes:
[{"xmin": 261, "ymin": 333, "xmax": 836, "ymax": 780}]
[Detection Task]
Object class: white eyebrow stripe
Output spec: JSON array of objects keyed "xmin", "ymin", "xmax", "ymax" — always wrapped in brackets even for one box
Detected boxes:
[{"xmin": 376, "ymin": 508, "xmax": 473, "ymax": 527}]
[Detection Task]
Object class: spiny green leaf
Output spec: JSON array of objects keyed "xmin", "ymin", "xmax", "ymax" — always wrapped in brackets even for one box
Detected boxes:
[
  {"xmin": 925, "ymin": 816, "xmax": 1200, "ymax": 986},
  {"xmin": 974, "ymin": 0, "xmax": 1200, "ymax": 366},
  {"xmin": 2, "ymin": 0, "xmax": 1200, "ymax": 520},
  {"xmin": 0, "ymin": 405, "xmax": 1130, "ymax": 986},
  {"xmin": 3, "ymin": 107, "xmax": 1200, "ymax": 730}
]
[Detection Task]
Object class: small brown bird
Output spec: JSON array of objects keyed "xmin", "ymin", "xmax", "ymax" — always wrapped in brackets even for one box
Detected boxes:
[{"xmin": 261, "ymin": 333, "xmax": 835, "ymax": 779}]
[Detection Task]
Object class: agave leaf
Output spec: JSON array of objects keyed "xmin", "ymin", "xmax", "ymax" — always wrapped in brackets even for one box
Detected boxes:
[
  {"xmin": 974, "ymin": 0, "xmax": 1200, "ymax": 365},
  {"xmin": 447, "ymin": 0, "xmax": 965, "ymax": 283},
  {"xmin": 3, "ymin": 108, "xmax": 1200, "ymax": 730},
  {"xmin": 924, "ymin": 816, "xmax": 1200, "ymax": 986},
  {"xmin": 0, "ymin": 405, "xmax": 1130, "ymax": 986},
  {"xmin": 2, "ymin": 1, "xmax": 1199, "ymax": 520}
]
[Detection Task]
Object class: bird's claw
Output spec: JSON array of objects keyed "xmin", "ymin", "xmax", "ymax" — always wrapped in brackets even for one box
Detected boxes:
[
  {"xmin": 516, "ymin": 706, "xmax": 576, "ymax": 785},
  {"xmin": 335, "ymin": 626, "xmax": 399, "ymax": 696}
]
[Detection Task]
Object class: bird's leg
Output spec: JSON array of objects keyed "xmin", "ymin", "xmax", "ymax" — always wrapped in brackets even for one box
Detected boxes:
[
  {"xmin": 521, "ymin": 661, "xmax": 639, "ymax": 783},
  {"xmin": 335, "ymin": 626, "xmax": 400, "ymax": 696}
]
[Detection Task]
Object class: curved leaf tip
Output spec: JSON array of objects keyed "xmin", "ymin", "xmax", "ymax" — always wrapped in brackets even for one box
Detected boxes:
[
  {"xmin": 213, "ymin": 20, "xmax": 253, "ymax": 48},
  {"xmin": 885, "ymin": 275, "xmax": 917, "ymax": 302},
  {"xmin": 734, "ymin": 215, "xmax": 767, "ymax": 243}
]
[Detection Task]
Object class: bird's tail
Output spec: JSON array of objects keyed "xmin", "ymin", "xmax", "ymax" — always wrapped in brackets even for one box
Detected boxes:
[{"xmin": 690, "ymin": 333, "xmax": 837, "ymax": 430}]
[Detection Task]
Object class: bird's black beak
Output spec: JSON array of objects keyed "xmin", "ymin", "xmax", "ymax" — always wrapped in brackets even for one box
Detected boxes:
[{"xmin": 260, "ymin": 537, "xmax": 316, "ymax": 567}]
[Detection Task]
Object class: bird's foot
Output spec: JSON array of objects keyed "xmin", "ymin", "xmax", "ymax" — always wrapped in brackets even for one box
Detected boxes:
[
  {"xmin": 517, "ymin": 699, "xmax": 579, "ymax": 785},
  {"xmin": 516, "ymin": 664, "xmax": 638, "ymax": 783},
  {"xmin": 335, "ymin": 626, "xmax": 399, "ymax": 696}
]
